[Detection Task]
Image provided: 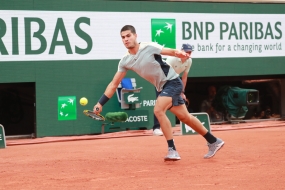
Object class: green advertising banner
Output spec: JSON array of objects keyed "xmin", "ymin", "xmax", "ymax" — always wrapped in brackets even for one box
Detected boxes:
[
  {"xmin": 151, "ymin": 19, "xmax": 176, "ymax": 49},
  {"xmin": 180, "ymin": 113, "xmax": 211, "ymax": 135},
  {"xmin": 0, "ymin": 124, "xmax": 6, "ymax": 149},
  {"xmin": 58, "ymin": 96, "xmax": 77, "ymax": 121},
  {"xmin": 119, "ymin": 110, "xmax": 149, "ymax": 128}
]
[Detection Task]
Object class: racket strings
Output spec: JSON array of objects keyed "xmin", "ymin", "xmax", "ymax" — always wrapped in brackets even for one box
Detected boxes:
[{"xmin": 83, "ymin": 110, "xmax": 105, "ymax": 121}]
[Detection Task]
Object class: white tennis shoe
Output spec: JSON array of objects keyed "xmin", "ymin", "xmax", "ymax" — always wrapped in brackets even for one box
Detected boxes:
[
  {"xmin": 164, "ymin": 147, "xmax": 181, "ymax": 161},
  {"xmin": 153, "ymin": 129, "xmax": 163, "ymax": 136}
]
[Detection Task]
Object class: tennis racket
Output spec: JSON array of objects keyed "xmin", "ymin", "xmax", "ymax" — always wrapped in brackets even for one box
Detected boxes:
[{"xmin": 83, "ymin": 110, "xmax": 105, "ymax": 121}]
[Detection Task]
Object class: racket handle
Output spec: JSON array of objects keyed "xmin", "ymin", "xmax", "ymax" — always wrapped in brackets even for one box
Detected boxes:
[{"xmin": 95, "ymin": 107, "xmax": 99, "ymax": 111}]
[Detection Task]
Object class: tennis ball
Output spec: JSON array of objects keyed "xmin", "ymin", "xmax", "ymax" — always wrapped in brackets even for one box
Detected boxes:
[{"xmin": 80, "ymin": 97, "xmax": 88, "ymax": 106}]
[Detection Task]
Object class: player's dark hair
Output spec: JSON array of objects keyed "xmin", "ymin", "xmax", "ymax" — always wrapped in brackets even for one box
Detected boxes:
[{"xmin": 120, "ymin": 25, "xmax": 136, "ymax": 34}]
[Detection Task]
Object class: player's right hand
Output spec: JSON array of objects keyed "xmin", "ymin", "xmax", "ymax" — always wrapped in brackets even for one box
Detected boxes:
[{"xmin": 94, "ymin": 103, "xmax": 102, "ymax": 115}]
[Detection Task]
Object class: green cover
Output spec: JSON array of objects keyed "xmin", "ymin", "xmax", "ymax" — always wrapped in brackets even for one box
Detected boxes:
[
  {"xmin": 222, "ymin": 86, "xmax": 251, "ymax": 118},
  {"xmin": 105, "ymin": 112, "xmax": 128, "ymax": 122}
]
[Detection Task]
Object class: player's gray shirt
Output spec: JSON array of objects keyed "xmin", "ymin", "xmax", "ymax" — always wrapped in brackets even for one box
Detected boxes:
[{"xmin": 118, "ymin": 42, "xmax": 179, "ymax": 92}]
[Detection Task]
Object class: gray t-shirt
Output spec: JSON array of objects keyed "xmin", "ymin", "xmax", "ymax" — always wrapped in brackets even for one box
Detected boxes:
[{"xmin": 118, "ymin": 42, "xmax": 179, "ymax": 92}]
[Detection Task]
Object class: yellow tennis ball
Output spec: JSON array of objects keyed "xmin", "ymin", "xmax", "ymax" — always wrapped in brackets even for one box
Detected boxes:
[{"xmin": 80, "ymin": 97, "xmax": 88, "ymax": 106}]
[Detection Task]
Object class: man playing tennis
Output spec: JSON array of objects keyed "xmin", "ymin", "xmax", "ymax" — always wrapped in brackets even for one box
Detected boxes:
[
  {"xmin": 152, "ymin": 43, "xmax": 193, "ymax": 136},
  {"xmin": 94, "ymin": 25, "xmax": 224, "ymax": 161}
]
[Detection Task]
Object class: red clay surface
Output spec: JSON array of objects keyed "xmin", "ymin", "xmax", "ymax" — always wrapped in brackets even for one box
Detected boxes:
[{"xmin": 1, "ymin": 123, "xmax": 285, "ymax": 190}]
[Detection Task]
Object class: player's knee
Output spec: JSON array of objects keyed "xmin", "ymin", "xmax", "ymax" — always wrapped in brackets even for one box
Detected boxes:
[{"xmin": 154, "ymin": 108, "xmax": 164, "ymax": 117}]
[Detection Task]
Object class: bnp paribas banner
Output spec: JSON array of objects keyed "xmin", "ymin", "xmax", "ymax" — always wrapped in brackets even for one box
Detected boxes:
[{"xmin": 0, "ymin": 11, "xmax": 284, "ymax": 61}]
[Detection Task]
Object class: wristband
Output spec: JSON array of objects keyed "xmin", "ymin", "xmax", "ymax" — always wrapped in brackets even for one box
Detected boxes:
[{"xmin": 98, "ymin": 94, "xmax": 109, "ymax": 106}]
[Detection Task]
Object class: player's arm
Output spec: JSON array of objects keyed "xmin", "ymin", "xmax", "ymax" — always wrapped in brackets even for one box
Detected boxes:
[
  {"xmin": 104, "ymin": 71, "xmax": 126, "ymax": 98},
  {"xmin": 180, "ymin": 71, "xmax": 188, "ymax": 100},
  {"xmin": 181, "ymin": 58, "xmax": 192, "ymax": 97},
  {"xmin": 94, "ymin": 71, "xmax": 126, "ymax": 114},
  {"xmin": 161, "ymin": 48, "xmax": 190, "ymax": 59},
  {"xmin": 181, "ymin": 70, "xmax": 188, "ymax": 92}
]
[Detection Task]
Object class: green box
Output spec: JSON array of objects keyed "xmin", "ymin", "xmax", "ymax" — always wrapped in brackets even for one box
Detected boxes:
[
  {"xmin": 180, "ymin": 113, "xmax": 211, "ymax": 135},
  {"xmin": 119, "ymin": 110, "xmax": 149, "ymax": 128},
  {"xmin": 0, "ymin": 125, "xmax": 6, "ymax": 149}
]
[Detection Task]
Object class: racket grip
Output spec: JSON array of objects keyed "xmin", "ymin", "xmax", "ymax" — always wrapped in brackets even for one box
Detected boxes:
[{"xmin": 95, "ymin": 107, "xmax": 99, "ymax": 111}]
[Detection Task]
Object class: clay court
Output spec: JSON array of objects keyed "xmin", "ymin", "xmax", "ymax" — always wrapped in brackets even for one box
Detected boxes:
[{"xmin": 1, "ymin": 123, "xmax": 285, "ymax": 190}]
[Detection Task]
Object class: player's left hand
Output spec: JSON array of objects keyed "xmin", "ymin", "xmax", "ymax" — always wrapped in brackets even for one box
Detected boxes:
[
  {"xmin": 175, "ymin": 50, "xmax": 190, "ymax": 59},
  {"xmin": 181, "ymin": 92, "xmax": 186, "ymax": 100},
  {"xmin": 185, "ymin": 98, "xmax": 189, "ymax": 107}
]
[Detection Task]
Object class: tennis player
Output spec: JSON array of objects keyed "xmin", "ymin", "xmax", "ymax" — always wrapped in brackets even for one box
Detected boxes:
[
  {"xmin": 152, "ymin": 43, "xmax": 193, "ymax": 136},
  {"xmin": 94, "ymin": 25, "xmax": 224, "ymax": 161}
]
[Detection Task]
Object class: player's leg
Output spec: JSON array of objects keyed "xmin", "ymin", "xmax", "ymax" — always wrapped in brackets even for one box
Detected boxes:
[
  {"xmin": 154, "ymin": 96, "xmax": 173, "ymax": 139},
  {"xmin": 154, "ymin": 96, "xmax": 180, "ymax": 161},
  {"xmin": 169, "ymin": 104, "xmax": 225, "ymax": 159},
  {"xmin": 153, "ymin": 88, "xmax": 163, "ymax": 136},
  {"xmin": 154, "ymin": 78, "xmax": 183, "ymax": 161},
  {"xmin": 170, "ymin": 104, "xmax": 208, "ymax": 135}
]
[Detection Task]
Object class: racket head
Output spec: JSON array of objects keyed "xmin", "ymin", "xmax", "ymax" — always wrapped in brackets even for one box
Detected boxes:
[{"xmin": 83, "ymin": 110, "xmax": 105, "ymax": 121}]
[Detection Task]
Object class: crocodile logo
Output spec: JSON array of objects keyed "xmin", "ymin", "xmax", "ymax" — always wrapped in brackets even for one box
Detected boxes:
[
  {"xmin": 185, "ymin": 117, "xmax": 205, "ymax": 133},
  {"xmin": 128, "ymin": 94, "xmax": 139, "ymax": 103},
  {"xmin": 185, "ymin": 124, "xmax": 196, "ymax": 133}
]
